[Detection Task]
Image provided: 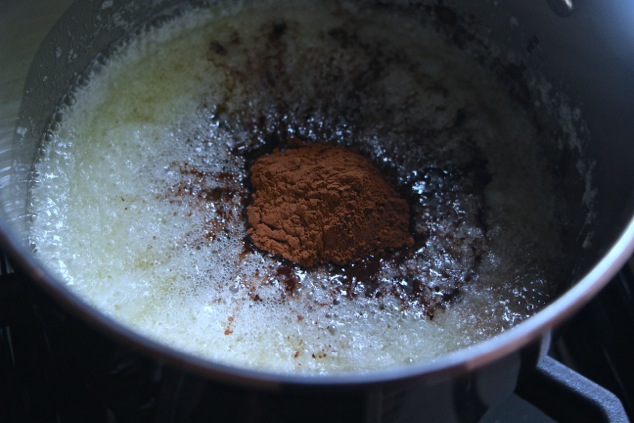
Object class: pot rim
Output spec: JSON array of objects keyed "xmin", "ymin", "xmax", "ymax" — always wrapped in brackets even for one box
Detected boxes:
[{"xmin": 1, "ymin": 214, "xmax": 634, "ymax": 388}]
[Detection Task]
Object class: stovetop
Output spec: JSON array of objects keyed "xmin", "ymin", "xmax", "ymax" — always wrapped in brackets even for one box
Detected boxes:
[{"xmin": 1, "ymin": 251, "xmax": 632, "ymax": 422}]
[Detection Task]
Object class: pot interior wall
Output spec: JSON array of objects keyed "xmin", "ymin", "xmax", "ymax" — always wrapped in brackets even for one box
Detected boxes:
[{"xmin": 1, "ymin": 0, "xmax": 633, "ymax": 364}]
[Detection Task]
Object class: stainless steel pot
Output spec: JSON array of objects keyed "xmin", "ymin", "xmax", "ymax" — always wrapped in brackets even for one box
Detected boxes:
[{"xmin": 1, "ymin": 1, "xmax": 634, "ymax": 422}]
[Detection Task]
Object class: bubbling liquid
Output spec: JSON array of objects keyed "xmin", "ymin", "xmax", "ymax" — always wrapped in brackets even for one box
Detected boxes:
[{"xmin": 29, "ymin": 0, "xmax": 563, "ymax": 374}]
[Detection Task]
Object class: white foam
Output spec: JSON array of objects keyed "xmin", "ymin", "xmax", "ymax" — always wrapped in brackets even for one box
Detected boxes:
[{"xmin": 29, "ymin": 0, "xmax": 564, "ymax": 374}]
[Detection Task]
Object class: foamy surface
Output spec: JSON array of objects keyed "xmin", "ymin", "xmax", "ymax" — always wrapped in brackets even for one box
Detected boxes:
[{"xmin": 29, "ymin": 0, "xmax": 563, "ymax": 374}]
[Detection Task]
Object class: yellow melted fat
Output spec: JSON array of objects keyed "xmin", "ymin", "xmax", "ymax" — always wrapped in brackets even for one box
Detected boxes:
[{"xmin": 29, "ymin": 1, "xmax": 563, "ymax": 374}]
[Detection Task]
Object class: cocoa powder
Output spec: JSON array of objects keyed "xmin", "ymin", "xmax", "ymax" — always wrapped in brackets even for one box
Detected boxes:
[{"xmin": 246, "ymin": 144, "xmax": 414, "ymax": 267}]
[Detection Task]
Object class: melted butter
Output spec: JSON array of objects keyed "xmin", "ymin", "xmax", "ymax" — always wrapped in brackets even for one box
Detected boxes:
[{"xmin": 29, "ymin": 0, "xmax": 564, "ymax": 374}]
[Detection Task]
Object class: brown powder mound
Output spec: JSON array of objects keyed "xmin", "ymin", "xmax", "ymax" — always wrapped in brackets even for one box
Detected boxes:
[{"xmin": 246, "ymin": 144, "xmax": 414, "ymax": 267}]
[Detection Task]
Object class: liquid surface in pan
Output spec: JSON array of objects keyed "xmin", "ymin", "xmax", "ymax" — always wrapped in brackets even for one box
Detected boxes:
[{"xmin": 28, "ymin": 0, "xmax": 565, "ymax": 374}]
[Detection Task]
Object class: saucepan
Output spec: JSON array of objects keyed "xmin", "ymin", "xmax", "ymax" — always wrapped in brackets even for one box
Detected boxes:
[{"xmin": 1, "ymin": 0, "xmax": 634, "ymax": 422}]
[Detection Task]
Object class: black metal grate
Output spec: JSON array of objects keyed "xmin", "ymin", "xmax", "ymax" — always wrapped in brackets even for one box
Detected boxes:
[{"xmin": 549, "ymin": 261, "xmax": 634, "ymax": 421}]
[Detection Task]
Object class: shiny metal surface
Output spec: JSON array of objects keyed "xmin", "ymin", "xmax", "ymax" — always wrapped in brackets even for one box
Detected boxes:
[
  {"xmin": 0, "ymin": 1, "xmax": 73, "ymax": 236},
  {"xmin": 0, "ymin": 1, "xmax": 72, "ymax": 125},
  {"xmin": 1, "ymin": 0, "xmax": 634, "ymax": 396}
]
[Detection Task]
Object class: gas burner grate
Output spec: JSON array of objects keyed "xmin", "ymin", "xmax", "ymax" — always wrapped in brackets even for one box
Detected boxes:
[{"xmin": 548, "ymin": 260, "xmax": 634, "ymax": 421}]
